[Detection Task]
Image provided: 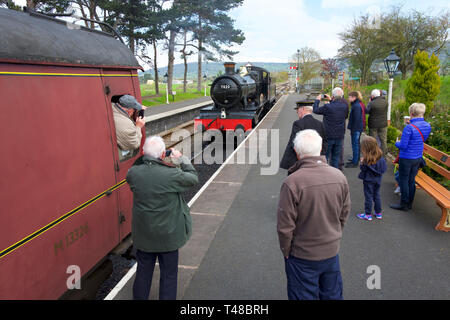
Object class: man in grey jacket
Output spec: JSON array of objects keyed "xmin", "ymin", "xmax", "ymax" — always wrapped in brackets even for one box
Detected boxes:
[{"xmin": 277, "ymin": 129, "xmax": 351, "ymax": 300}]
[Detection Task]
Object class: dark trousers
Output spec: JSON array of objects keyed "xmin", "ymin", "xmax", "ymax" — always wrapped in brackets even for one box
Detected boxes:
[
  {"xmin": 350, "ymin": 131, "xmax": 362, "ymax": 164},
  {"xmin": 133, "ymin": 249, "xmax": 178, "ymax": 300},
  {"xmin": 326, "ymin": 139, "xmax": 343, "ymax": 169},
  {"xmin": 363, "ymin": 181, "xmax": 382, "ymax": 215},
  {"xmin": 284, "ymin": 254, "xmax": 343, "ymax": 300},
  {"xmin": 398, "ymin": 158, "xmax": 422, "ymax": 205}
]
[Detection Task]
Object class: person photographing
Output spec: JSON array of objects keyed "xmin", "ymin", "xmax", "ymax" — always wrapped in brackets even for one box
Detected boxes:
[{"xmin": 126, "ymin": 136, "xmax": 198, "ymax": 300}]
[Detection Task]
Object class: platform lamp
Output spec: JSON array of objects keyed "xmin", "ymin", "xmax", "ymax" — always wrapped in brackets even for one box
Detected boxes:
[
  {"xmin": 383, "ymin": 49, "xmax": 401, "ymax": 125},
  {"xmin": 164, "ymin": 72, "xmax": 169, "ymax": 104},
  {"xmin": 203, "ymin": 73, "xmax": 207, "ymax": 96}
]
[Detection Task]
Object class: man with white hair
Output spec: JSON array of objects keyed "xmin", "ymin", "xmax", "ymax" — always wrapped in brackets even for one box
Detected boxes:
[
  {"xmin": 367, "ymin": 89, "xmax": 388, "ymax": 155},
  {"xmin": 313, "ymin": 88, "xmax": 349, "ymax": 169},
  {"xmin": 126, "ymin": 136, "xmax": 198, "ymax": 300},
  {"xmin": 277, "ymin": 129, "xmax": 350, "ymax": 300},
  {"xmin": 280, "ymin": 101, "xmax": 327, "ymax": 171}
]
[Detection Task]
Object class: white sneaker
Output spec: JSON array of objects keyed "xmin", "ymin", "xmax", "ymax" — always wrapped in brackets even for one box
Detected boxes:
[{"xmin": 394, "ymin": 186, "xmax": 401, "ymax": 194}]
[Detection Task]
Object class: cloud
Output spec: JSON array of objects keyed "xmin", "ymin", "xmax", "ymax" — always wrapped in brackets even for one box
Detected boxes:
[
  {"xmin": 321, "ymin": 0, "xmax": 380, "ymax": 9},
  {"xmin": 228, "ymin": 0, "xmax": 353, "ymax": 62}
]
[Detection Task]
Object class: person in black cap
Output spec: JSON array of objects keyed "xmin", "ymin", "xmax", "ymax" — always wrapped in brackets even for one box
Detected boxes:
[
  {"xmin": 112, "ymin": 94, "xmax": 147, "ymax": 160},
  {"xmin": 280, "ymin": 101, "xmax": 327, "ymax": 171}
]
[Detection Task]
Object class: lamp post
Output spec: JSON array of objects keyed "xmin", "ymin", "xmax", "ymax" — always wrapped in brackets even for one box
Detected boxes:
[
  {"xmin": 383, "ymin": 49, "xmax": 401, "ymax": 125},
  {"xmin": 164, "ymin": 73, "xmax": 169, "ymax": 104},
  {"xmin": 203, "ymin": 73, "xmax": 207, "ymax": 96},
  {"xmin": 296, "ymin": 49, "xmax": 300, "ymax": 93}
]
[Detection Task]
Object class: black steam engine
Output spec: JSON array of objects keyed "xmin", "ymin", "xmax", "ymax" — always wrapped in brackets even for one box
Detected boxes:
[{"xmin": 194, "ymin": 62, "xmax": 276, "ymax": 132}]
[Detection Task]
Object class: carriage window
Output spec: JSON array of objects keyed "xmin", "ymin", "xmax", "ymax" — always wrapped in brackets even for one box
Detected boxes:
[{"xmin": 111, "ymin": 95, "xmax": 140, "ymax": 162}]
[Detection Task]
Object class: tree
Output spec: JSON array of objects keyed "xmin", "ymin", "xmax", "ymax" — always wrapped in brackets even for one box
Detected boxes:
[
  {"xmin": 338, "ymin": 15, "xmax": 384, "ymax": 85},
  {"xmin": 181, "ymin": 0, "xmax": 245, "ymax": 91},
  {"xmin": 380, "ymin": 7, "xmax": 449, "ymax": 79},
  {"xmin": 101, "ymin": 0, "xmax": 155, "ymax": 54},
  {"xmin": 0, "ymin": 0, "xmax": 21, "ymax": 10},
  {"xmin": 179, "ymin": 31, "xmax": 195, "ymax": 93},
  {"xmin": 404, "ymin": 50, "xmax": 441, "ymax": 115},
  {"xmin": 290, "ymin": 47, "xmax": 321, "ymax": 84},
  {"xmin": 321, "ymin": 58, "xmax": 340, "ymax": 87}
]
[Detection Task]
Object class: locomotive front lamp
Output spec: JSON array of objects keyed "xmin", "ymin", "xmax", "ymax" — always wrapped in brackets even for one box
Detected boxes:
[{"xmin": 383, "ymin": 49, "xmax": 401, "ymax": 125}]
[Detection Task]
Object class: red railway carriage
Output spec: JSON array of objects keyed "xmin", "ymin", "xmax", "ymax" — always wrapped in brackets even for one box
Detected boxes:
[{"xmin": 0, "ymin": 8, "xmax": 144, "ymax": 299}]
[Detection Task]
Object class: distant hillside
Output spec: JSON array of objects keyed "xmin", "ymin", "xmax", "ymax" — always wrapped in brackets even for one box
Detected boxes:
[{"xmin": 139, "ymin": 62, "xmax": 289, "ymax": 80}]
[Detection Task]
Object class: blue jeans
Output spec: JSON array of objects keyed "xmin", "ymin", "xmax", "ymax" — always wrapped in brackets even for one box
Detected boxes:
[
  {"xmin": 398, "ymin": 158, "xmax": 422, "ymax": 205},
  {"xmin": 364, "ymin": 181, "xmax": 382, "ymax": 215},
  {"xmin": 326, "ymin": 139, "xmax": 343, "ymax": 168},
  {"xmin": 350, "ymin": 131, "xmax": 362, "ymax": 164},
  {"xmin": 284, "ymin": 254, "xmax": 343, "ymax": 300},
  {"xmin": 133, "ymin": 249, "xmax": 178, "ymax": 300}
]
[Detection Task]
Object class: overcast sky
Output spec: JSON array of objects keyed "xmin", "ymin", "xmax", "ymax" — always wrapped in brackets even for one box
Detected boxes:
[
  {"xmin": 12, "ymin": 0, "xmax": 449, "ymax": 68},
  {"xmin": 228, "ymin": 0, "xmax": 450, "ymax": 63}
]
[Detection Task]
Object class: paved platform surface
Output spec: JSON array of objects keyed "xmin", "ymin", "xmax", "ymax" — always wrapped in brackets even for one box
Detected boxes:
[
  {"xmin": 143, "ymin": 96, "xmax": 212, "ymax": 117},
  {"xmin": 113, "ymin": 93, "xmax": 450, "ymax": 300}
]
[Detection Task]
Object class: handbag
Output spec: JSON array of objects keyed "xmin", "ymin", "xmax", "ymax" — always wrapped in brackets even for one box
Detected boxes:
[{"xmin": 410, "ymin": 123, "xmax": 427, "ymax": 169}]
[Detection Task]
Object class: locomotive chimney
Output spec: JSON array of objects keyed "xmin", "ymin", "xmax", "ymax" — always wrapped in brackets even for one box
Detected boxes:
[{"xmin": 224, "ymin": 62, "xmax": 236, "ymax": 75}]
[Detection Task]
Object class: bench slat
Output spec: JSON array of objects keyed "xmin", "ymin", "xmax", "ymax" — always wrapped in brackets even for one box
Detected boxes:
[
  {"xmin": 424, "ymin": 158, "xmax": 450, "ymax": 180},
  {"xmin": 416, "ymin": 171, "xmax": 450, "ymax": 208},
  {"xmin": 423, "ymin": 144, "xmax": 450, "ymax": 167}
]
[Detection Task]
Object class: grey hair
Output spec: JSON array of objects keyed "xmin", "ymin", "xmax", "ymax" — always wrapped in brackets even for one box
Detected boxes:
[
  {"xmin": 293, "ymin": 129, "xmax": 322, "ymax": 158},
  {"xmin": 371, "ymin": 89, "xmax": 381, "ymax": 98},
  {"xmin": 143, "ymin": 136, "xmax": 165, "ymax": 158},
  {"xmin": 332, "ymin": 87, "xmax": 344, "ymax": 99},
  {"xmin": 409, "ymin": 103, "xmax": 426, "ymax": 117}
]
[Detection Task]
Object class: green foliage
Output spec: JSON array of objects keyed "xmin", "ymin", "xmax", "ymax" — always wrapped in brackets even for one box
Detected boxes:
[
  {"xmin": 427, "ymin": 107, "xmax": 450, "ymax": 154},
  {"xmin": 404, "ymin": 50, "xmax": 441, "ymax": 115},
  {"xmin": 387, "ymin": 125, "xmax": 402, "ymax": 144}
]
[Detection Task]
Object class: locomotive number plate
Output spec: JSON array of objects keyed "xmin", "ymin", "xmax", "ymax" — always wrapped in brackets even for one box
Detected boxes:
[{"xmin": 220, "ymin": 84, "xmax": 231, "ymax": 89}]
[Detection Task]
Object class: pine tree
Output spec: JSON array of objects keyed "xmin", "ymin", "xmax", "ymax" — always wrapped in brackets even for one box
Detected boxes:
[{"xmin": 404, "ymin": 50, "xmax": 441, "ymax": 115}]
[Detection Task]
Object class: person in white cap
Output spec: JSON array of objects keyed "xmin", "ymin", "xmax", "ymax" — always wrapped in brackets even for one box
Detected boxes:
[{"xmin": 112, "ymin": 94, "xmax": 147, "ymax": 159}]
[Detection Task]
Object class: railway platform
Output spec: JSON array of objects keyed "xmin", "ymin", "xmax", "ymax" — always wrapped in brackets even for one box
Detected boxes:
[
  {"xmin": 143, "ymin": 96, "xmax": 212, "ymax": 117},
  {"xmin": 108, "ymin": 93, "xmax": 450, "ymax": 300}
]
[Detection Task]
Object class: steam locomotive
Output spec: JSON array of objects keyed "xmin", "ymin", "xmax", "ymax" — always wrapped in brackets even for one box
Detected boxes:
[{"xmin": 194, "ymin": 62, "xmax": 276, "ymax": 132}]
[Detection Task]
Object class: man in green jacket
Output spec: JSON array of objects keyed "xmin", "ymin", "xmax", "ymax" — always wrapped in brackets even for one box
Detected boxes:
[{"xmin": 126, "ymin": 135, "xmax": 198, "ymax": 300}]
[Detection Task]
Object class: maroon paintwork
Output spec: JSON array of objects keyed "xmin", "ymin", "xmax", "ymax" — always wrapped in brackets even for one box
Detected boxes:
[{"xmin": 0, "ymin": 62, "xmax": 144, "ymax": 299}]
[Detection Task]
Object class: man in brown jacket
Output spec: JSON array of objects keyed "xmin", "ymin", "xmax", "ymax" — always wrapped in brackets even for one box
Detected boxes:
[{"xmin": 277, "ymin": 129, "xmax": 350, "ymax": 300}]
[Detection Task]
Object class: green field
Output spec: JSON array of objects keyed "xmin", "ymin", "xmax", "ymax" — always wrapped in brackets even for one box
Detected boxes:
[{"xmin": 140, "ymin": 83, "xmax": 211, "ymax": 107}]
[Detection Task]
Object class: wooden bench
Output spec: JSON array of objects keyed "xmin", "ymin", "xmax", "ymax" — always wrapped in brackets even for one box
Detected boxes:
[{"xmin": 414, "ymin": 143, "xmax": 450, "ymax": 232}]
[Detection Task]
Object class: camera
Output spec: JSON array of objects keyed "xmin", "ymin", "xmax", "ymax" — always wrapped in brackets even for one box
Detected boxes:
[
  {"xmin": 165, "ymin": 149, "xmax": 172, "ymax": 157},
  {"xmin": 138, "ymin": 109, "xmax": 145, "ymax": 118}
]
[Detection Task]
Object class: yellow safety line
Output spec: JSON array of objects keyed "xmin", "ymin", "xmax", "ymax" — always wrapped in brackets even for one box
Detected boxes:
[{"xmin": 0, "ymin": 71, "xmax": 138, "ymax": 77}]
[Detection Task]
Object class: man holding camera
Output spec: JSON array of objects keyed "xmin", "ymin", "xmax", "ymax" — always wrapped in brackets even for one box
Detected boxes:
[
  {"xmin": 313, "ymin": 88, "xmax": 349, "ymax": 169},
  {"xmin": 112, "ymin": 94, "xmax": 147, "ymax": 159},
  {"xmin": 126, "ymin": 136, "xmax": 199, "ymax": 300}
]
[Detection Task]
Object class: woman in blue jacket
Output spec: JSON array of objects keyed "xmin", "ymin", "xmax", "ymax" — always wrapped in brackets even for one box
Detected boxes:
[{"xmin": 390, "ymin": 103, "xmax": 431, "ymax": 211}]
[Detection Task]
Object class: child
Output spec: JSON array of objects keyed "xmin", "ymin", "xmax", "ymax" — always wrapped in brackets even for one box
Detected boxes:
[
  {"xmin": 393, "ymin": 155, "xmax": 401, "ymax": 195},
  {"xmin": 357, "ymin": 136, "xmax": 387, "ymax": 221}
]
